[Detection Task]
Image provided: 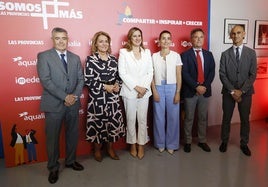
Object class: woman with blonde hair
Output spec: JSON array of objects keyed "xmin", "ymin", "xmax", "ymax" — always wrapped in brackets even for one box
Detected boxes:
[{"xmin": 85, "ymin": 31, "xmax": 125, "ymax": 162}]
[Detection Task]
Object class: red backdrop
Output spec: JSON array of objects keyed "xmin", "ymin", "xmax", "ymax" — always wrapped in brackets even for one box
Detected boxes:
[{"xmin": 0, "ymin": 0, "xmax": 210, "ymax": 167}]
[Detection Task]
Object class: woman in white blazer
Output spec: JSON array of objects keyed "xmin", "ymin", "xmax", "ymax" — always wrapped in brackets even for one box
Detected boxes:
[{"xmin": 118, "ymin": 27, "xmax": 153, "ymax": 159}]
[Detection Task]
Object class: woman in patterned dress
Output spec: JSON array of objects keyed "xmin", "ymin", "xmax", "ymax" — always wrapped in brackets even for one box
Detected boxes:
[{"xmin": 84, "ymin": 31, "xmax": 125, "ymax": 162}]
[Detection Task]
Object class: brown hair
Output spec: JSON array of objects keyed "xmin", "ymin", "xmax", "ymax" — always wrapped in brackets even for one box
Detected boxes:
[{"xmin": 124, "ymin": 27, "xmax": 145, "ymax": 51}]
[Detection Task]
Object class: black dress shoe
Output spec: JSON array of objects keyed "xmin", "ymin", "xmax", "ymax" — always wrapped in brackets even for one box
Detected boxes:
[
  {"xmin": 198, "ymin": 143, "xmax": 211, "ymax": 152},
  {"xmin": 240, "ymin": 145, "xmax": 251, "ymax": 156},
  {"xmin": 48, "ymin": 170, "xmax": 59, "ymax": 184},
  {"xmin": 219, "ymin": 142, "xmax": 227, "ymax": 152},
  {"xmin": 183, "ymin": 144, "xmax": 191, "ymax": 153},
  {"xmin": 65, "ymin": 161, "xmax": 84, "ymax": 171}
]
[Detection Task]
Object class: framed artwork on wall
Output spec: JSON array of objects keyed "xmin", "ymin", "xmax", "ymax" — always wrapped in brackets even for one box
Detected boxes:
[
  {"xmin": 254, "ymin": 20, "xmax": 268, "ymax": 49},
  {"xmin": 256, "ymin": 57, "xmax": 268, "ymax": 79},
  {"xmin": 224, "ymin": 18, "xmax": 248, "ymax": 44}
]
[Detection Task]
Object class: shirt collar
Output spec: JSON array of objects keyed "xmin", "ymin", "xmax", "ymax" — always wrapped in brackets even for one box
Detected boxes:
[
  {"xmin": 233, "ymin": 44, "xmax": 243, "ymax": 50},
  {"xmin": 55, "ymin": 49, "xmax": 67, "ymax": 56},
  {"xmin": 193, "ymin": 48, "xmax": 202, "ymax": 52}
]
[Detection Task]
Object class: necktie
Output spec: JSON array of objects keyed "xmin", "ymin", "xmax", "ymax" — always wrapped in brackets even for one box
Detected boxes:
[
  {"xmin": 196, "ymin": 50, "xmax": 204, "ymax": 84},
  {"xmin": 60, "ymin": 53, "xmax": 68, "ymax": 72},
  {"xmin": 235, "ymin": 47, "xmax": 239, "ymax": 63}
]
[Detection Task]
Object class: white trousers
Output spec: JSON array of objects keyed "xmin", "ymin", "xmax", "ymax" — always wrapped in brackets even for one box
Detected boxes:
[{"xmin": 122, "ymin": 97, "xmax": 149, "ymax": 145}]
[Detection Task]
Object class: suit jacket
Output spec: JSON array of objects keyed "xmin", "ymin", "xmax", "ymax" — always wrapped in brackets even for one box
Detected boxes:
[
  {"xmin": 219, "ymin": 46, "xmax": 257, "ymax": 95},
  {"xmin": 37, "ymin": 48, "xmax": 84, "ymax": 112},
  {"xmin": 181, "ymin": 48, "xmax": 215, "ymax": 98},
  {"xmin": 118, "ymin": 48, "xmax": 153, "ymax": 99}
]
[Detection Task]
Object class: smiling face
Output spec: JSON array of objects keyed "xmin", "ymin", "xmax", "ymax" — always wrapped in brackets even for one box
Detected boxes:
[
  {"xmin": 230, "ymin": 25, "xmax": 245, "ymax": 46},
  {"xmin": 52, "ymin": 31, "xmax": 68, "ymax": 52},
  {"xmin": 191, "ymin": 30, "xmax": 204, "ymax": 49},
  {"xmin": 130, "ymin": 30, "xmax": 142, "ymax": 47},
  {"xmin": 159, "ymin": 32, "xmax": 172, "ymax": 49},
  {"xmin": 95, "ymin": 34, "xmax": 109, "ymax": 54}
]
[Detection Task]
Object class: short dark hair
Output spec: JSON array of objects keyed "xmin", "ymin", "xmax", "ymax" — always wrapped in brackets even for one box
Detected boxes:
[
  {"xmin": 51, "ymin": 27, "xmax": 68, "ymax": 35},
  {"xmin": 190, "ymin": 28, "xmax": 204, "ymax": 38},
  {"xmin": 159, "ymin": 30, "xmax": 172, "ymax": 40}
]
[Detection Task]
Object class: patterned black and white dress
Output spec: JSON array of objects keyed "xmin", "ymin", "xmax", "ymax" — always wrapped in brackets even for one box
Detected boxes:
[{"xmin": 85, "ymin": 53, "xmax": 125, "ymax": 143}]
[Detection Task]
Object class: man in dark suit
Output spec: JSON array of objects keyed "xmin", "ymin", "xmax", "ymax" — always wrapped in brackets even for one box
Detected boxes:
[
  {"xmin": 219, "ymin": 25, "xmax": 257, "ymax": 156},
  {"xmin": 181, "ymin": 28, "xmax": 215, "ymax": 153},
  {"xmin": 37, "ymin": 27, "xmax": 84, "ymax": 184}
]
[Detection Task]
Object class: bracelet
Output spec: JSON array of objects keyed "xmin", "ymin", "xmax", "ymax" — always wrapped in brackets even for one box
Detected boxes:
[{"xmin": 176, "ymin": 90, "xmax": 180, "ymax": 93}]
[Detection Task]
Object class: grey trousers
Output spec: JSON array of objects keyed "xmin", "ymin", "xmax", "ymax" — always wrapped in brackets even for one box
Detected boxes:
[
  {"xmin": 45, "ymin": 107, "xmax": 79, "ymax": 172},
  {"xmin": 184, "ymin": 95, "xmax": 208, "ymax": 144}
]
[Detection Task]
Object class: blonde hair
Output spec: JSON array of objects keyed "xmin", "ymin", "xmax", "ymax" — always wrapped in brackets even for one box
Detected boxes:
[{"xmin": 91, "ymin": 31, "xmax": 112, "ymax": 54}]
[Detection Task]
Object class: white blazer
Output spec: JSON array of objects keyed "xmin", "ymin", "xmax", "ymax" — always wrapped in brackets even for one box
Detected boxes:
[
  {"xmin": 118, "ymin": 48, "xmax": 153, "ymax": 99},
  {"xmin": 152, "ymin": 50, "xmax": 182, "ymax": 85}
]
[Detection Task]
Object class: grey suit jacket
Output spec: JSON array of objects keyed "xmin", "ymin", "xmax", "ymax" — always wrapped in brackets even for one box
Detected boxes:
[
  {"xmin": 219, "ymin": 46, "xmax": 257, "ymax": 96},
  {"xmin": 37, "ymin": 48, "xmax": 84, "ymax": 112}
]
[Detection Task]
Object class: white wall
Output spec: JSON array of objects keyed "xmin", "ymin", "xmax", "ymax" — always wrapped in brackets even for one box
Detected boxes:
[{"xmin": 208, "ymin": 0, "xmax": 268, "ymax": 125}]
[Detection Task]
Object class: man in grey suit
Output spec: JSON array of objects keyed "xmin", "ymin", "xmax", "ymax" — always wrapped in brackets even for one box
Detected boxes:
[
  {"xmin": 219, "ymin": 25, "xmax": 257, "ymax": 156},
  {"xmin": 37, "ymin": 27, "xmax": 84, "ymax": 184}
]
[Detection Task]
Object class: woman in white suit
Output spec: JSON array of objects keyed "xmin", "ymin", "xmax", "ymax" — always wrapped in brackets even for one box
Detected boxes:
[{"xmin": 118, "ymin": 27, "xmax": 153, "ymax": 159}]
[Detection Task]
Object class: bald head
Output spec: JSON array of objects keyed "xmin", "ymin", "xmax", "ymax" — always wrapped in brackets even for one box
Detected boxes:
[{"xmin": 230, "ymin": 25, "xmax": 245, "ymax": 46}]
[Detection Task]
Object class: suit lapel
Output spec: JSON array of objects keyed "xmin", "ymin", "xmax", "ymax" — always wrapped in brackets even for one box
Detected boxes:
[
  {"xmin": 240, "ymin": 46, "xmax": 247, "ymax": 65},
  {"xmin": 51, "ymin": 49, "xmax": 68, "ymax": 75},
  {"xmin": 202, "ymin": 50, "xmax": 208, "ymax": 75},
  {"xmin": 190, "ymin": 49, "xmax": 198, "ymax": 72},
  {"xmin": 228, "ymin": 47, "xmax": 239, "ymax": 69}
]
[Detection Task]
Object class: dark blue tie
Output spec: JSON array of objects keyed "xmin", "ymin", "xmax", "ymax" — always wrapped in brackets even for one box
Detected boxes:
[
  {"xmin": 235, "ymin": 47, "xmax": 239, "ymax": 63},
  {"xmin": 60, "ymin": 53, "xmax": 68, "ymax": 72}
]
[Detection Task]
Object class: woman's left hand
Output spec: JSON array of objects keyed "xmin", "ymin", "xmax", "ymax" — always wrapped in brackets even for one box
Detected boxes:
[{"xmin": 173, "ymin": 92, "xmax": 180, "ymax": 104}]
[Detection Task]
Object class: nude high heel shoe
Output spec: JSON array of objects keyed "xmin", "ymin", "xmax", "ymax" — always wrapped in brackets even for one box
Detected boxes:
[
  {"xmin": 137, "ymin": 144, "xmax": 144, "ymax": 160},
  {"xmin": 130, "ymin": 144, "xmax": 137, "ymax": 158}
]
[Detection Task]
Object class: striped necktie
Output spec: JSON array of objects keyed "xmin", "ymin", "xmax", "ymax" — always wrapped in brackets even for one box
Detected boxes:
[{"xmin": 60, "ymin": 53, "xmax": 68, "ymax": 72}]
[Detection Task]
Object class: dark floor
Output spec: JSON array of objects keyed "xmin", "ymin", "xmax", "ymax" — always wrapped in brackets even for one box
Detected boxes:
[{"xmin": 0, "ymin": 120, "xmax": 267, "ymax": 187}]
